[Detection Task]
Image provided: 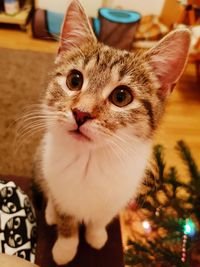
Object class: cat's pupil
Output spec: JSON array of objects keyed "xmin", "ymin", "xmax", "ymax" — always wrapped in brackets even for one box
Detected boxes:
[
  {"xmin": 116, "ymin": 90, "xmax": 126, "ymax": 103},
  {"xmin": 71, "ymin": 74, "xmax": 80, "ymax": 87}
]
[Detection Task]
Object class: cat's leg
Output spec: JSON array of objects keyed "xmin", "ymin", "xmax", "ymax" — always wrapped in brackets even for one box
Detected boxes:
[
  {"xmin": 85, "ymin": 219, "xmax": 108, "ymax": 249},
  {"xmin": 52, "ymin": 215, "xmax": 79, "ymax": 265},
  {"xmin": 45, "ymin": 195, "xmax": 57, "ymax": 225}
]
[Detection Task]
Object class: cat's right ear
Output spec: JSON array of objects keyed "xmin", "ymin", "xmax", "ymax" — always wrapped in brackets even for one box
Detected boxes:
[
  {"xmin": 57, "ymin": 0, "xmax": 96, "ymax": 55},
  {"xmin": 145, "ymin": 29, "xmax": 191, "ymax": 98}
]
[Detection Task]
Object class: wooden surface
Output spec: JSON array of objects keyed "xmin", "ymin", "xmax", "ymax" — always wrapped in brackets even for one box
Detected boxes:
[
  {"xmin": 0, "ymin": 28, "xmax": 58, "ymax": 53},
  {"xmin": 154, "ymin": 66, "xmax": 200, "ymax": 174},
  {"xmin": 0, "ymin": 253, "xmax": 39, "ymax": 267},
  {"xmin": 0, "ymin": 28, "xmax": 200, "ymax": 250}
]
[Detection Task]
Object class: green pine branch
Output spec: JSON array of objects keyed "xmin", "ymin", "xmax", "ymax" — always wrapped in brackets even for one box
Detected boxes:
[
  {"xmin": 176, "ymin": 141, "xmax": 199, "ymax": 182},
  {"xmin": 125, "ymin": 141, "xmax": 200, "ymax": 267}
]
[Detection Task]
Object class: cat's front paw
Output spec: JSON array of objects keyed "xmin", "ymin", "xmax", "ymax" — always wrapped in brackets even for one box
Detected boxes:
[
  {"xmin": 52, "ymin": 236, "xmax": 79, "ymax": 265},
  {"xmin": 85, "ymin": 228, "xmax": 108, "ymax": 249}
]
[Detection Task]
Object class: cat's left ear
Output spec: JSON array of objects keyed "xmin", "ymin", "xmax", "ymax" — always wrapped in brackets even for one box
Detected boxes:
[
  {"xmin": 145, "ymin": 29, "xmax": 191, "ymax": 98},
  {"xmin": 58, "ymin": 0, "xmax": 96, "ymax": 55}
]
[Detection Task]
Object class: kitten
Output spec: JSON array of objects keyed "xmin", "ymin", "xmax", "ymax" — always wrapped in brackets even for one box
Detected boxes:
[{"xmin": 35, "ymin": 0, "xmax": 190, "ymax": 265}]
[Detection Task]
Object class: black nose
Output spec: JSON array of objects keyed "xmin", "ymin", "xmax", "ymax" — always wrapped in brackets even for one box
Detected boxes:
[{"xmin": 72, "ymin": 108, "xmax": 93, "ymax": 127}]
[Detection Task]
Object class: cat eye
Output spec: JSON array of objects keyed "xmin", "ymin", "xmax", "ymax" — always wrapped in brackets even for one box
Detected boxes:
[
  {"xmin": 66, "ymin": 70, "xmax": 83, "ymax": 91},
  {"xmin": 109, "ymin": 86, "xmax": 133, "ymax": 107}
]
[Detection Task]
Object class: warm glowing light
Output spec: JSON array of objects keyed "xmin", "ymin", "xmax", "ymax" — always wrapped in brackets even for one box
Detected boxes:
[{"xmin": 142, "ymin": 220, "xmax": 151, "ymax": 230}]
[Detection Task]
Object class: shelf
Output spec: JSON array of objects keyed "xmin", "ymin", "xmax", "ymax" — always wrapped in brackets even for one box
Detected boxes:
[{"xmin": 0, "ymin": 0, "xmax": 32, "ymax": 26}]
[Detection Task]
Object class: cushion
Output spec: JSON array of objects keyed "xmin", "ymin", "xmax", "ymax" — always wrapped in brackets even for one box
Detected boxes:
[
  {"xmin": 135, "ymin": 15, "xmax": 169, "ymax": 41},
  {"xmin": 0, "ymin": 180, "xmax": 37, "ymax": 263}
]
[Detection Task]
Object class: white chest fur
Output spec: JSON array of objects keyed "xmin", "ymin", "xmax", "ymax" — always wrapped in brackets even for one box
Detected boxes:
[{"xmin": 41, "ymin": 128, "xmax": 151, "ymax": 224}]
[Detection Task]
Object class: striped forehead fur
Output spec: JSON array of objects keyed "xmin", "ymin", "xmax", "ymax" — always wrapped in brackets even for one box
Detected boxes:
[{"xmin": 56, "ymin": 43, "xmax": 158, "ymax": 92}]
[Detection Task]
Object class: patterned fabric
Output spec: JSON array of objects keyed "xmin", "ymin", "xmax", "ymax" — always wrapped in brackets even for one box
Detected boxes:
[{"xmin": 0, "ymin": 181, "xmax": 37, "ymax": 263}]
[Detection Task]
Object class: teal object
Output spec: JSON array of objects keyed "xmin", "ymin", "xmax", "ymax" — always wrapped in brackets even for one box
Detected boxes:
[
  {"xmin": 184, "ymin": 218, "xmax": 196, "ymax": 236},
  {"xmin": 93, "ymin": 18, "xmax": 100, "ymax": 36},
  {"xmin": 46, "ymin": 11, "xmax": 64, "ymax": 35},
  {"xmin": 99, "ymin": 8, "xmax": 141, "ymax": 24}
]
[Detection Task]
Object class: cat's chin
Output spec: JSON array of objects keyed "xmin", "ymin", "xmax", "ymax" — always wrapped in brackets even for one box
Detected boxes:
[{"xmin": 69, "ymin": 129, "xmax": 92, "ymax": 142}]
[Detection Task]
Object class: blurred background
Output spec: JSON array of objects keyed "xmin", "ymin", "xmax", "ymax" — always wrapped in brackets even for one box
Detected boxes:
[{"xmin": 0, "ymin": 0, "xmax": 200, "ymax": 266}]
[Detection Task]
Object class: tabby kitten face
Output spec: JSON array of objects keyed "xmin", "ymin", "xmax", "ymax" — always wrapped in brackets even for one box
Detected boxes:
[
  {"xmin": 46, "ymin": 43, "xmax": 160, "ymax": 147},
  {"xmin": 43, "ymin": 0, "xmax": 190, "ymax": 149}
]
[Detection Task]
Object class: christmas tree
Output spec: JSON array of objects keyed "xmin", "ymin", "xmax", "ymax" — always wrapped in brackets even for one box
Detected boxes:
[{"xmin": 124, "ymin": 141, "xmax": 200, "ymax": 267}]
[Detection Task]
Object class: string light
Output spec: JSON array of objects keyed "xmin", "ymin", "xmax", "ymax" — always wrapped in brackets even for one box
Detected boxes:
[
  {"xmin": 155, "ymin": 207, "xmax": 161, "ymax": 217},
  {"xmin": 181, "ymin": 218, "xmax": 196, "ymax": 263},
  {"xmin": 184, "ymin": 218, "xmax": 196, "ymax": 236},
  {"xmin": 142, "ymin": 220, "xmax": 151, "ymax": 233},
  {"xmin": 181, "ymin": 233, "xmax": 187, "ymax": 263}
]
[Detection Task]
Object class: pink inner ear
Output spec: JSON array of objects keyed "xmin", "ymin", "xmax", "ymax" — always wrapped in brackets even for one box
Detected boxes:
[
  {"xmin": 151, "ymin": 53, "xmax": 186, "ymax": 85},
  {"xmin": 147, "ymin": 30, "xmax": 191, "ymax": 96}
]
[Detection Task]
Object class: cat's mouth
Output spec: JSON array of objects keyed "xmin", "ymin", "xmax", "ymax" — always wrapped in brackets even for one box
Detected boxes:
[{"xmin": 69, "ymin": 128, "xmax": 92, "ymax": 142}]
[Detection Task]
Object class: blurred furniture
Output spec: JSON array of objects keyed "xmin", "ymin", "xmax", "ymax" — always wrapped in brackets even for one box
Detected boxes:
[
  {"xmin": 177, "ymin": 0, "xmax": 200, "ymax": 25},
  {"xmin": 0, "ymin": 0, "xmax": 33, "ymax": 29},
  {"xmin": 32, "ymin": 7, "xmax": 141, "ymax": 51},
  {"xmin": 0, "ymin": 0, "xmax": 4, "ymax": 12},
  {"xmin": 31, "ymin": 8, "xmax": 60, "ymax": 39},
  {"xmin": 96, "ymin": 8, "xmax": 141, "ymax": 50},
  {"xmin": 102, "ymin": 0, "xmax": 164, "ymax": 16},
  {"xmin": 160, "ymin": 0, "xmax": 183, "ymax": 27},
  {"xmin": 178, "ymin": 0, "xmax": 200, "ymax": 79},
  {"xmin": 133, "ymin": 0, "xmax": 182, "ymax": 48},
  {"xmin": 190, "ymin": 52, "xmax": 200, "ymax": 79},
  {"xmin": 189, "ymin": 34, "xmax": 200, "ymax": 80}
]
